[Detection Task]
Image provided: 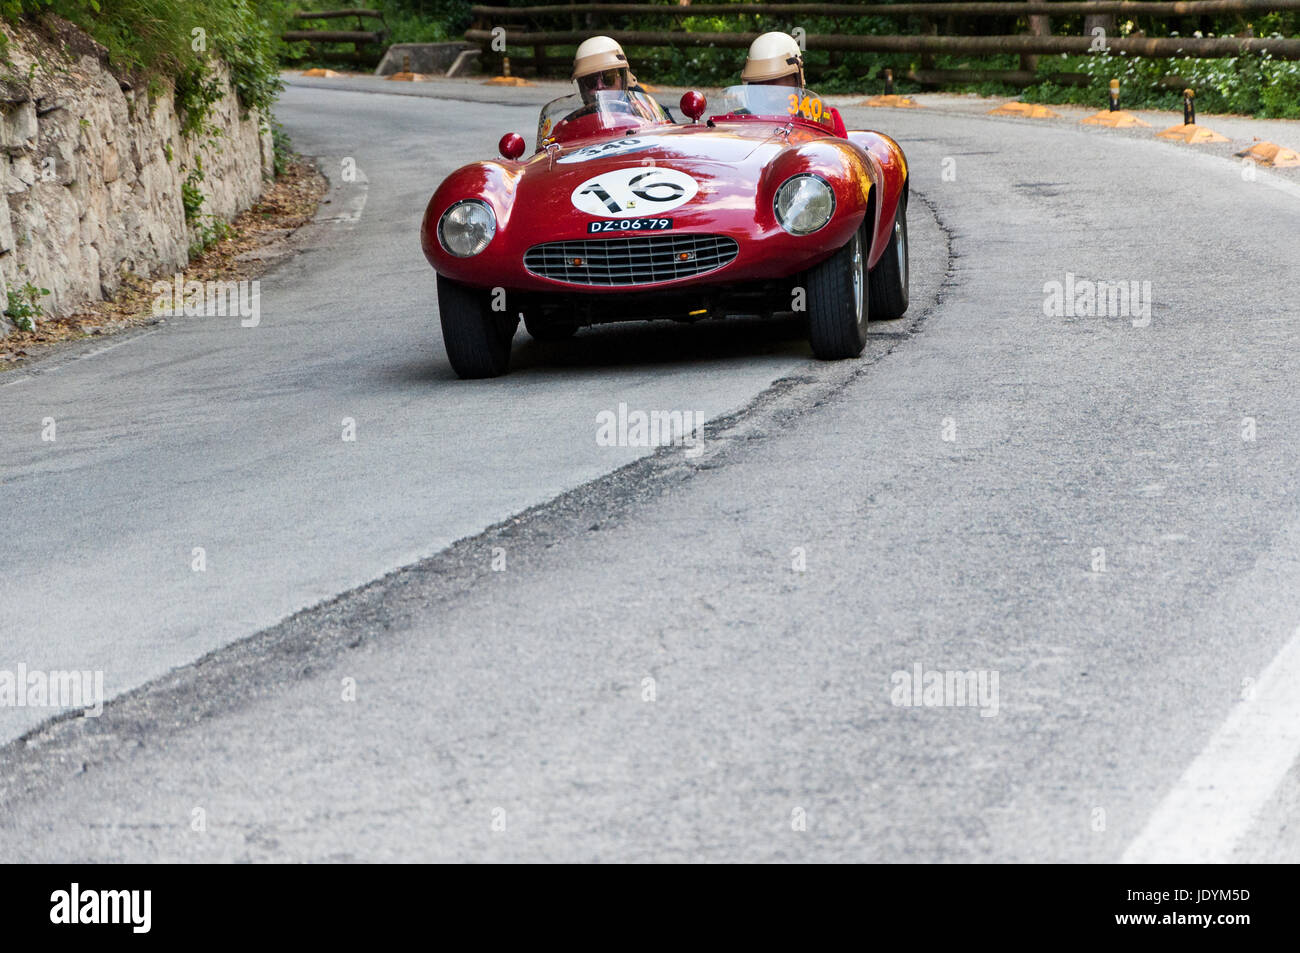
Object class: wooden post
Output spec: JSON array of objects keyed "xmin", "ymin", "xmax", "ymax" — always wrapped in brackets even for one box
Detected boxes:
[
  {"xmin": 1023, "ymin": 3, "xmax": 1051, "ymax": 74},
  {"xmin": 1084, "ymin": 12, "xmax": 1117, "ymax": 48}
]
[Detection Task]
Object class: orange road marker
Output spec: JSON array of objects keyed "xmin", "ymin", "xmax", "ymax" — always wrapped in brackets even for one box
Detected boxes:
[
  {"xmin": 1157, "ymin": 89, "xmax": 1227, "ymax": 143},
  {"xmin": 862, "ymin": 70, "xmax": 922, "ymax": 108},
  {"xmin": 861, "ymin": 94, "xmax": 923, "ymax": 108},
  {"xmin": 1156, "ymin": 123, "xmax": 1229, "ymax": 143},
  {"xmin": 301, "ymin": 68, "xmax": 341, "ymax": 78},
  {"xmin": 485, "ymin": 57, "xmax": 534, "ymax": 87},
  {"xmin": 1235, "ymin": 140, "xmax": 1300, "ymax": 168},
  {"xmin": 1081, "ymin": 110, "xmax": 1150, "ymax": 127},
  {"xmin": 1083, "ymin": 79, "xmax": 1148, "ymax": 126},
  {"xmin": 389, "ymin": 55, "xmax": 430, "ymax": 82},
  {"xmin": 988, "ymin": 101, "xmax": 1061, "ymax": 119}
]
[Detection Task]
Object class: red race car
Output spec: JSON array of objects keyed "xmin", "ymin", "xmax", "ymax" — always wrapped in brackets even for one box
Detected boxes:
[{"xmin": 421, "ymin": 85, "xmax": 909, "ymax": 378}]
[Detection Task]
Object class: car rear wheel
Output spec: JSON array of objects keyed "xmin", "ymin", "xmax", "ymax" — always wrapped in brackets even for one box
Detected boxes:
[
  {"xmin": 524, "ymin": 314, "xmax": 579, "ymax": 341},
  {"xmin": 806, "ymin": 224, "xmax": 868, "ymax": 360},
  {"xmin": 437, "ymin": 274, "xmax": 517, "ymax": 379},
  {"xmin": 869, "ymin": 195, "xmax": 909, "ymax": 321}
]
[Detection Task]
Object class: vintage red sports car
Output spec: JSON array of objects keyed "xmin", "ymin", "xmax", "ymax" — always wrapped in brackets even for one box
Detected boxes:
[{"xmin": 421, "ymin": 85, "xmax": 909, "ymax": 378}]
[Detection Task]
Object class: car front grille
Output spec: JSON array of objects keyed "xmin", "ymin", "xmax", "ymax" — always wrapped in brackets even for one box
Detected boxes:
[{"xmin": 523, "ymin": 234, "xmax": 739, "ymax": 287}]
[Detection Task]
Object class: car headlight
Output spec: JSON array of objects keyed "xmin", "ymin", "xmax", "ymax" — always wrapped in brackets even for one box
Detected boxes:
[
  {"xmin": 774, "ymin": 174, "xmax": 835, "ymax": 236},
  {"xmin": 438, "ymin": 199, "xmax": 497, "ymax": 257}
]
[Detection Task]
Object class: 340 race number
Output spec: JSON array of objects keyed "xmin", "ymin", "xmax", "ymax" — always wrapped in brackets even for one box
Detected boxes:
[
  {"xmin": 787, "ymin": 93, "xmax": 830, "ymax": 125},
  {"xmin": 587, "ymin": 218, "xmax": 673, "ymax": 233}
]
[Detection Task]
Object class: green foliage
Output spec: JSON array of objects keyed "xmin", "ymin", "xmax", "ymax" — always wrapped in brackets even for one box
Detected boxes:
[
  {"xmin": 270, "ymin": 118, "xmax": 292, "ymax": 177},
  {"xmin": 480, "ymin": 4, "xmax": 1298, "ymax": 120},
  {"xmin": 174, "ymin": 64, "xmax": 224, "ymax": 138},
  {"xmin": 181, "ymin": 158, "xmax": 204, "ymax": 225},
  {"xmin": 4, "ymin": 281, "xmax": 50, "ymax": 332},
  {"xmin": 287, "ymin": 0, "xmax": 470, "ymax": 56},
  {"xmin": 188, "ymin": 214, "xmax": 231, "ymax": 258},
  {"xmin": 1023, "ymin": 50, "xmax": 1300, "ymax": 119},
  {"xmin": 2, "ymin": 0, "xmax": 287, "ymax": 124},
  {"xmin": 378, "ymin": 1, "xmax": 470, "ymax": 43},
  {"xmin": 179, "ymin": 154, "xmax": 232, "ymax": 255}
]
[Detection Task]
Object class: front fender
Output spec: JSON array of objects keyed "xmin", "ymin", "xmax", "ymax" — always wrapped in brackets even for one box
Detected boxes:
[
  {"xmin": 758, "ymin": 139, "xmax": 872, "ymax": 268},
  {"xmin": 846, "ymin": 130, "xmax": 908, "ymax": 269},
  {"xmin": 421, "ymin": 159, "xmax": 526, "ymax": 274}
]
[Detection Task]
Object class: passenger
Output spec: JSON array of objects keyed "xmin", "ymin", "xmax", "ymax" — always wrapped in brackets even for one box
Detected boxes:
[{"xmin": 740, "ymin": 32, "xmax": 847, "ymax": 137}]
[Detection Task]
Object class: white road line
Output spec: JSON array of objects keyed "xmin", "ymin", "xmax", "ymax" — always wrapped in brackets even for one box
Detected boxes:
[
  {"xmin": 1122, "ymin": 626, "xmax": 1300, "ymax": 863},
  {"xmin": 1, "ymin": 328, "xmax": 161, "ymax": 388},
  {"xmin": 317, "ymin": 161, "xmax": 368, "ymax": 226},
  {"xmin": 74, "ymin": 328, "xmax": 160, "ymax": 361}
]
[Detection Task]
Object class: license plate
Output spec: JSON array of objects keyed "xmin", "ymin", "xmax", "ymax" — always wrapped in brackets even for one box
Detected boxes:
[{"xmin": 587, "ymin": 218, "xmax": 674, "ymax": 234}]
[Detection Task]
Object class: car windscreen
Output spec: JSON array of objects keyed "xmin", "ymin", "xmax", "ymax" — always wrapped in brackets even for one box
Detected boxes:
[
  {"xmin": 537, "ymin": 89, "xmax": 671, "ymax": 150},
  {"xmin": 715, "ymin": 85, "xmax": 836, "ymax": 132}
]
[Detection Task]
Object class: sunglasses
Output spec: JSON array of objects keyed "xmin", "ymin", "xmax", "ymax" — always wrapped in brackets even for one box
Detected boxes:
[{"xmin": 581, "ymin": 69, "xmax": 625, "ymax": 90}]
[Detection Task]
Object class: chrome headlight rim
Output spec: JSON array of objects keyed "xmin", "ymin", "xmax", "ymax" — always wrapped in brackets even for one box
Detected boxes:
[
  {"xmin": 773, "ymin": 173, "xmax": 836, "ymax": 236},
  {"xmin": 437, "ymin": 199, "xmax": 497, "ymax": 258}
]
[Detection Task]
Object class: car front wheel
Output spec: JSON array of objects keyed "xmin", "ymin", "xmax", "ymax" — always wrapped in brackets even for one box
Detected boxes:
[
  {"xmin": 437, "ymin": 274, "xmax": 517, "ymax": 379},
  {"xmin": 805, "ymin": 224, "xmax": 868, "ymax": 360}
]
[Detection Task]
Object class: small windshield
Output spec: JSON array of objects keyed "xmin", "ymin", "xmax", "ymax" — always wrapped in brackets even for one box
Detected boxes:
[
  {"xmin": 537, "ymin": 88, "xmax": 672, "ymax": 150},
  {"xmin": 715, "ymin": 85, "xmax": 836, "ymax": 131}
]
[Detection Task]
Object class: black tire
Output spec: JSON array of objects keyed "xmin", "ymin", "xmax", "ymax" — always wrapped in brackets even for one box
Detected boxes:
[
  {"xmin": 524, "ymin": 314, "xmax": 578, "ymax": 341},
  {"xmin": 869, "ymin": 195, "xmax": 909, "ymax": 321},
  {"xmin": 806, "ymin": 223, "xmax": 868, "ymax": 360},
  {"xmin": 437, "ymin": 274, "xmax": 517, "ymax": 379}
]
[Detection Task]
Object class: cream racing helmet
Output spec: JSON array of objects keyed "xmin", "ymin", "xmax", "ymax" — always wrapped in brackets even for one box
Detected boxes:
[
  {"xmin": 740, "ymin": 32, "xmax": 805, "ymax": 86},
  {"xmin": 572, "ymin": 36, "xmax": 636, "ymax": 90}
]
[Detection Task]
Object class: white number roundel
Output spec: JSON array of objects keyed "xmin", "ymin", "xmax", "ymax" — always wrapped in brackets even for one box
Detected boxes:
[{"xmin": 570, "ymin": 167, "xmax": 698, "ymax": 218}]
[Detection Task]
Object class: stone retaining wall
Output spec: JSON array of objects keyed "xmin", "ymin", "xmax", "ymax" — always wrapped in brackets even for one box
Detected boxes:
[{"xmin": 1, "ymin": 19, "xmax": 274, "ymax": 333}]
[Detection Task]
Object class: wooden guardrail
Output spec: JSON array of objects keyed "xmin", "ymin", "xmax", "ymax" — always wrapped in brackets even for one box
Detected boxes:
[
  {"xmin": 466, "ymin": 0, "xmax": 1300, "ymax": 85},
  {"xmin": 465, "ymin": 28, "xmax": 1300, "ymax": 59},
  {"xmin": 283, "ymin": 8, "xmax": 390, "ymax": 65},
  {"xmin": 474, "ymin": 1, "xmax": 1300, "ymax": 15}
]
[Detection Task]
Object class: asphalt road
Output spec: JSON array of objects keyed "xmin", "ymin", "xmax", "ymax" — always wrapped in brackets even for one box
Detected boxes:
[{"xmin": 2, "ymin": 77, "xmax": 1299, "ymax": 862}]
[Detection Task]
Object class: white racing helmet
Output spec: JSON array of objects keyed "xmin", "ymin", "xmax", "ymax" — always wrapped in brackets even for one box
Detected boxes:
[
  {"xmin": 740, "ymin": 32, "xmax": 805, "ymax": 86},
  {"xmin": 572, "ymin": 35, "xmax": 635, "ymax": 88}
]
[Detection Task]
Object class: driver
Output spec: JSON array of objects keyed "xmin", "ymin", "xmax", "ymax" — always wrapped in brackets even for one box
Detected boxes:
[
  {"xmin": 573, "ymin": 36, "xmax": 636, "ymax": 106},
  {"xmin": 740, "ymin": 32, "xmax": 847, "ymax": 136}
]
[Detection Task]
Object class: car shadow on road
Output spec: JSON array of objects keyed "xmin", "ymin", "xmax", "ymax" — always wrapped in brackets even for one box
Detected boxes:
[
  {"xmin": 512, "ymin": 313, "xmax": 811, "ymax": 373},
  {"xmin": 388, "ymin": 313, "xmax": 814, "ymax": 384}
]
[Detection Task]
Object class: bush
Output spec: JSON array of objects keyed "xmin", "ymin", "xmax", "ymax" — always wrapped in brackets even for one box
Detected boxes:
[
  {"xmin": 1, "ymin": 0, "xmax": 288, "ymax": 119},
  {"xmin": 1024, "ymin": 48, "xmax": 1300, "ymax": 119}
]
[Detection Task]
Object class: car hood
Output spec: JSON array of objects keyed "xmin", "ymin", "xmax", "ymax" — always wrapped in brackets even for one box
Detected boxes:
[{"xmin": 498, "ymin": 121, "xmax": 844, "ymax": 233}]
